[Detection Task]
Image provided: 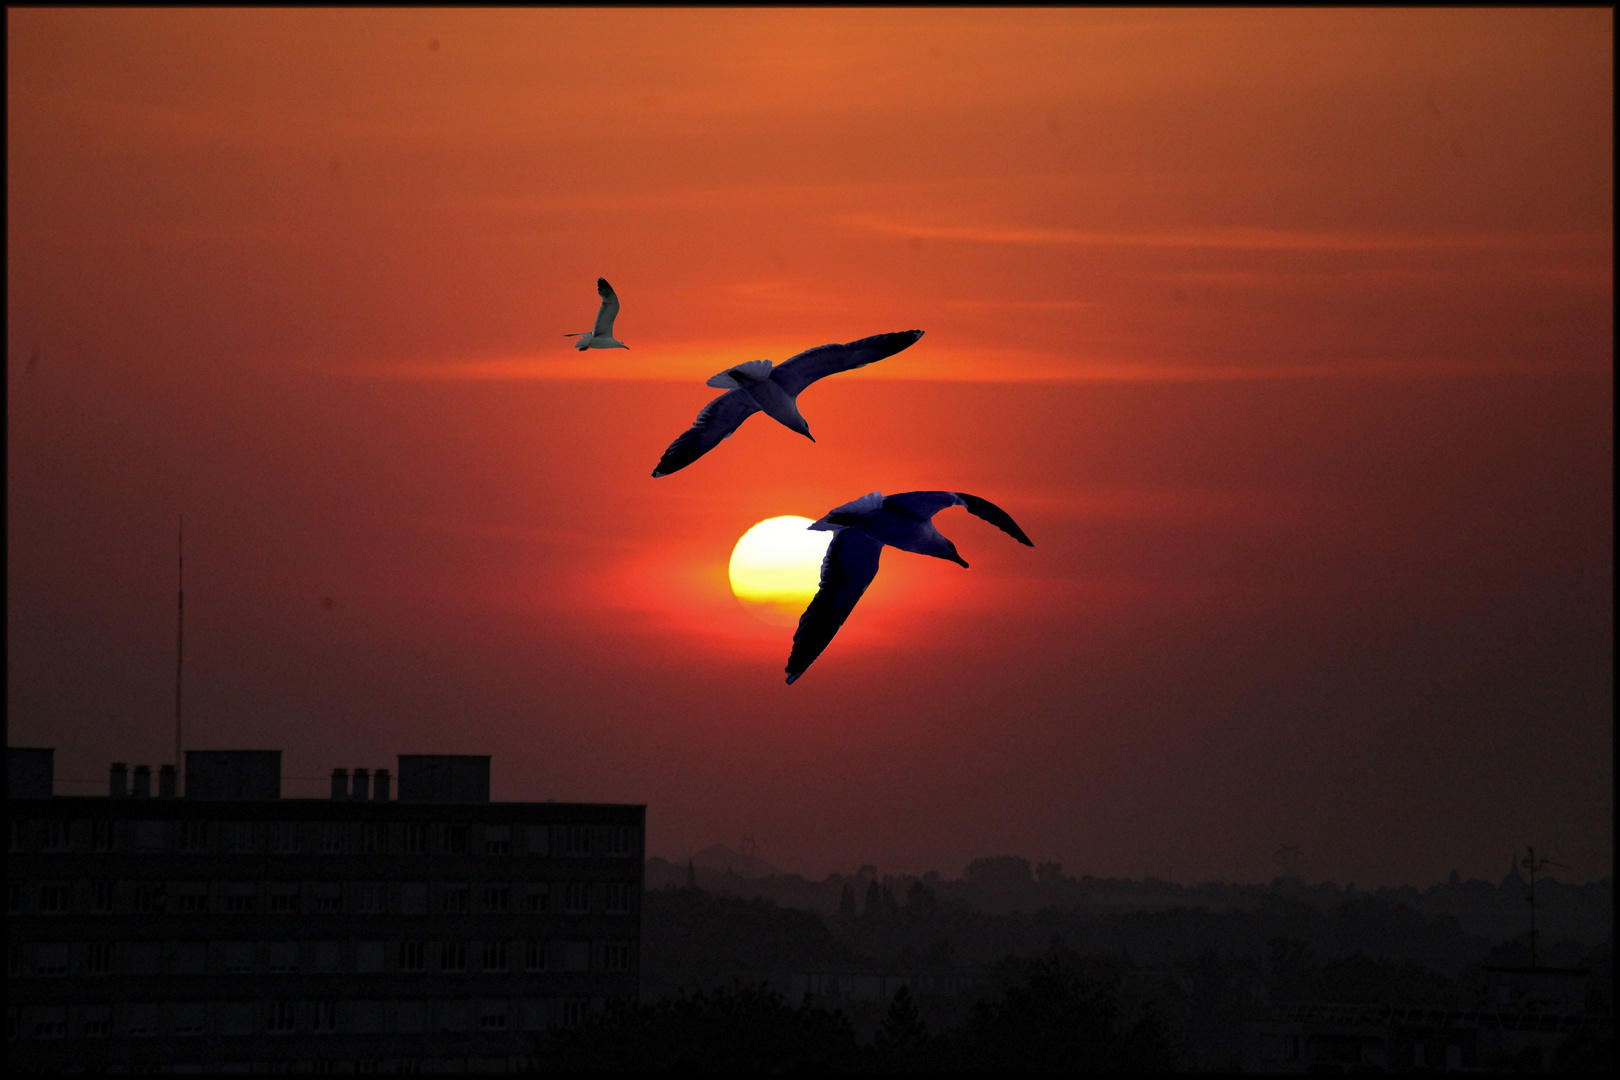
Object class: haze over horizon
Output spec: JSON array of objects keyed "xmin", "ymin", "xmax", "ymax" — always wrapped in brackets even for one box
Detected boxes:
[{"xmin": 7, "ymin": 9, "xmax": 1612, "ymax": 888}]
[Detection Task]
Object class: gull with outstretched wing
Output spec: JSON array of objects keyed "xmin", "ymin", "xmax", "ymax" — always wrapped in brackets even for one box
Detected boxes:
[
  {"xmin": 651, "ymin": 330, "xmax": 924, "ymax": 477},
  {"xmin": 565, "ymin": 278, "xmax": 628, "ymax": 351},
  {"xmin": 785, "ymin": 490, "xmax": 1034, "ymax": 684}
]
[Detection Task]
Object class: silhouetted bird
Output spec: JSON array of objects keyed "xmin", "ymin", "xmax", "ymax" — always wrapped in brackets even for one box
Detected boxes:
[
  {"xmin": 651, "ymin": 330, "xmax": 924, "ymax": 477},
  {"xmin": 786, "ymin": 491, "xmax": 1033, "ymax": 684},
  {"xmin": 565, "ymin": 278, "xmax": 628, "ymax": 351}
]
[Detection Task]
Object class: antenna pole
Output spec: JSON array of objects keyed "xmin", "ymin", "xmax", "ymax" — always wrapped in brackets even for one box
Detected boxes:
[{"xmin": 175, "ymin": 516, "xmax": 184, "ymax": 785}]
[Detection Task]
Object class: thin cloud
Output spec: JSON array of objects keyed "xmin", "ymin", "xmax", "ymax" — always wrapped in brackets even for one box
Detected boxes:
[{"xmin": 843, "ymin": 214, "xmax": 1610, "ymax": 254}]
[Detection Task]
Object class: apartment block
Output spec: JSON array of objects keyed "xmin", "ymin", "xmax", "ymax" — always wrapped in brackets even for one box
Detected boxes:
[{"xmin": 7, "ymin": 748, "xmax": 644, "ymax": 1073}]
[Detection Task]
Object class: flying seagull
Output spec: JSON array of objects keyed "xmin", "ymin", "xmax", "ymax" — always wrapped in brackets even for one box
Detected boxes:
[
  {"xmin": 565, "ymin": 278, "xmax": 628, "ymax": 351},
  {"xmin": 652, "ymin": 330, "xmax": 924, "ymax": 477},
  {"xmin": 785, "ymin": 490, "xmax": 1034, "ymax": 684}
]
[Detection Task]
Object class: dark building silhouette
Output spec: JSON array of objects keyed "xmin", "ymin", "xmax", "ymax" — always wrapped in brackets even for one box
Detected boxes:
[{"xmin": 7, "ymin": 747, "xmax": 644, "ymax": 1073}]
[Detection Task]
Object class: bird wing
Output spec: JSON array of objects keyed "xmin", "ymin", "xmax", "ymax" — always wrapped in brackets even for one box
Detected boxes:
[
  {"xmin": 786, "ymin": 527, "xmax": 884, "ymax": 684},
  {"xmin": 593, "ymin": 278, "xmax": 620, "ymax": 338},
  {"xmin": 650, "ymin": 389, "xmax": 761, "ymax": 477},
  {"xmin": 769, "ymin": 330, "xmax": 925, "ymax": 398},
  {"xmin": 883, "ymin": 491, "xmax": 1034, "ymax": 546}
]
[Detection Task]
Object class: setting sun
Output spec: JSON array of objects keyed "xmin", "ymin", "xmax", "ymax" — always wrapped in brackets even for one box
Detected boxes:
[{"xmin": 728, "ymin": 516, "xmax": 833, "ymax": 626}]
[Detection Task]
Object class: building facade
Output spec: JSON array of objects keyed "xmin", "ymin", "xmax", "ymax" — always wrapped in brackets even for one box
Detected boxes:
[{"xmin": 7, "ymin": 748, "xmax": 644, "ymax": 1073}]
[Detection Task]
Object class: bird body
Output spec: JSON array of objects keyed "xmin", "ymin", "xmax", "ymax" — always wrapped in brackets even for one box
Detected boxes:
[
  {"xmin": 566, "ymin": 278, "xmax": 628, "ymax": 350},
  {"xmin": 786, "ymin": 490, "xmax": 1033, "ymax": 683},
  {"xmin": 652, "ymin": 330, "xmax": 924, "ymax": 477}
]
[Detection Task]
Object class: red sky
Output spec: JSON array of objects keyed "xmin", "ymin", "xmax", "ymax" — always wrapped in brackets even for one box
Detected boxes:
[{"xmin": 7, "ymin": 9, "xmax": 1612, "ymax": 885}]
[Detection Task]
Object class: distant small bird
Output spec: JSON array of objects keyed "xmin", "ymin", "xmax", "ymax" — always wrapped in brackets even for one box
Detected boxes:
[
  {"xmin": 652, "ymin": 330, "xmax": 924, "ymax": 477},
  {"xmin": 786, "ymin": 490, "xmax": 1033, "ymax": 684},
  {"xmin": 565, "ymin": 278, "xmax": 628, "ymax": 351}
]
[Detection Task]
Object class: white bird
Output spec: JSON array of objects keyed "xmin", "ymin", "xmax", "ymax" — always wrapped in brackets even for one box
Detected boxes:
[
  {"xmin": 651, "ymin": 330, "xmax": 924, "ymax": 477},
  {"xmin": 785, "ymin": 490, "xmax": 1034, "ymax": 684},
  {"xmin": 565, "ymin": 278, "xmax": 628, "ymax": 351}
]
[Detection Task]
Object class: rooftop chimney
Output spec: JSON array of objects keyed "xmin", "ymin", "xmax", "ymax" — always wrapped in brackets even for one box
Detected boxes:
[
  {"xmin": 351, "ymin": 768, "xmax": 370, "ymax": 801},
  {"xmin": 158, "ymin": 764, "xmax": 177, "ymax": 798},
  {"xmin": 132, "ymin": 765, "xmax": 151, "ymax": 798},
  {"xmin": 373, "ymin": 769, "xmax": 391, "ymax": 801},
  {"xmin": 109, "ymin": 763, "xmax": 129, "ymax": 798},
  {"xmin": 330, "ymin": 768, "xmax": 349, "ymax": 800}
]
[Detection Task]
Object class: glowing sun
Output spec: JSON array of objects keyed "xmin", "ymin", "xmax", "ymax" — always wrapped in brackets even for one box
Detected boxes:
[{"xmin": 728, "ymin": 516, "xmax": 832, "ymax": 626}]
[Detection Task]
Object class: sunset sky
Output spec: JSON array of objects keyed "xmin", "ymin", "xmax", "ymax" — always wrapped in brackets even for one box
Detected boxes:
[{"xmin": 7, "ymin": 8, "xmax": 1611, "ymax": 885}]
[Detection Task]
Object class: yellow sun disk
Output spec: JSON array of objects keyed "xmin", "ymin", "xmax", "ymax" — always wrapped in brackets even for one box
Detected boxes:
[{"xmin": 729, "ymin": 516, "xmax": 832, "ymax": 626}]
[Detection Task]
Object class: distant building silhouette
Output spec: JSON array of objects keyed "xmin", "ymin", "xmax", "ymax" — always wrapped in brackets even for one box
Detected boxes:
[{"xmin": 7, "ymin": 747, "xmax": 644, "ymax": 1073}]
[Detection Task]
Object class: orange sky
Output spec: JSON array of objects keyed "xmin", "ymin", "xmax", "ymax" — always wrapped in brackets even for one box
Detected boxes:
[{"xmin": 7, "ymin": 8, "xmax": 1612, "ymax": 884}]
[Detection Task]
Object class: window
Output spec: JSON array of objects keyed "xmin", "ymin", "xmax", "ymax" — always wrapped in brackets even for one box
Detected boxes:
[
  {"xmin": 84, "ymin": 1005, "xmax": 112, "ymax": 1038},
  {"xmin": 8, "ymin": 944, "xmax": 21, "ymax": 978},
  {"xmin": 562, "ymin": 825, "xmax": 591, "ymax": 857},
  {"xmin": 127, "ymin": 1003, "xmax": 160, "ymax": 1037},
  {"xmin": 401, "ymin": 883, "xmax": 427, "ymax": 914},
  {"xmin": 444, "ymin": 825, "xmax": 469, "ymax": 855},
  {"xmin": 87, "ymin": 943, "xmax": 113, "ymax": 975},
  {"xmin": 357, "ymin": 883, "xmax": 386, "ymax": 914},
  {"xmin": 43, "ymin": 820, "xmax": 71, "ymax": 852},
  {"xmin": 441, "ymin": 884, "xmax": 469, "ymax": 914},
  {"xmin": 223, "ymin": 942, "xmax": 254, "ymax": 973},
  {"xmin": 175, "ymin": 882, "xmax": 209, "ymax": 914},
  {"xmin": 91, "ymin": 881, "xmax": 115, "ymax": 913},
  {"xmin": 561, "ymin": 1000, "xmax": 590, "ymax": 1027},
  {"xmin": 440, "ymin": 942, "xmax": 467, "ymax": 973},
  {"xmin": 227, "ymin": 821, "xmax": 257, "ymax": 854},
  {"xmin": 180, "ymin": 820, "xmax": 208, "ymax": 852},
  {"xmin": 604, "ymin": 883, "xmax": 633, "ymax": 915},
  {"xmin": 176, "ymin": 942, "xmax": 207, "ymax": 974},
  {"xmin": 269, "ymin": 1002, "xmax": 297, "ymax": 1034},
  {"xmin": 36, "ymin": 943, "xmax": 70, "ymax": 976},
  {"xmin": 6, "ymin": 882, "xmax": 18, "ymax": 915},
  {"xmin": 356, "ymin": 942, "xmax": 385, "ymax": 973},
  {"xmin": 314, "ymin": 942, "xmax": 340, "ymax": 973},
  {"xmin": 134, "ymin": 820, "xmax": 166, "ymax": 852},
  {"xmin": 269, "ymin": 883, "xmax": 299, "ymax": 913},
  {"xmin": 483, "ymin": 885, "xmax": 510, "ymax": 913},
  {"xmin": 524, "ymin": 940, "xmax": 546, "ymax": 972},
  {"xmin": 1412, "ymin": 1043, "xmax": 1426, "ymax": 1068},
  {"xmin": 359, "ymin": 823, "xmax": 386, "ymax": 854},
  {"xmin": 402, "ymin": 823, "xmax": 428, "ymax": 855},
  {"xmin": 40, "ymin": 882, "xmax": 70, "ymax": 914},
  {"xmin": 270, "ymin": 821, "xmax": 300, "ymax": 854},
  {"xmin": 603, "ymin": 826, "xmax": 633, "ymax": 857},
  {"xmin": 129, "ymin": 942, "xmax": 162, "ymax": 975},
  {"xmin": 438, "ymin": 1000, "xmax": 467, "ymax": 1033},
  {"xmin": 396, "ymin": 1000, "xmax": 426, "ymax": 1033},
  {"xmin": 174, "ymin": 1004, "xmax": 205, "ymax": 1036},
  {"xmin": 484, "ymin": 825, "xmax": 511, "ymax": 854},
  {"xmin": 563, "ymin": 882, "xmax": 591, "ymax": 914},
  {"xmin": 268, "ymin": 942, "xmax": 299, "ymax": 973},
  {"xmin": 8, "ymin": 820, "xmax": 24, "ymax": 852},
  {"xmin": 526, "ymin": 825, "xmax": 549, "ymax": 855},
  {"xmin": 35, "ymin": 1006, "xmax": 67, "ymax": 1039},
  {"xmin": 478, "ymin": 1003, "xmax": 508, "ymax": 1031},
  {"xmin": 317, "ymin": 822, "xmax": 343, "ymax": 854},
  {"xmin": 525, "ymin": 884, "xmax": 550, "ymax": 914},
  {"xmin": 314, "ymin": 883, "xmax": 342, "ymax": 914},
  {"xmin": 312, "ymin": 1001, "xmax": 337, "ymax": 1034},
  {"xmin": 399, "ymin": 942, "xmax": 427, "ymax": 973},
  {"xmin": 481, "ymin": 940, "xmax": 507, "ymax": 972},
  {"xmin": 225, "ymin": 882, "xmax": 257, "ymax": 914},
  {"xmin": 521, "ymin": 999, "xmax": 549, "ymax": 1031},
  {"xmin": 1446, "ymin": 1045, "xmax": 1462, "ymax": 1070},
  {"xmin": 92, "ymin": 820, "xmax": 115, "ymax": 852},
  {"xmin": 554, "ymin": 939, "xmax": 590, "ymax": 972},
  {"xmin": 220, "ymin": 1004, "xmax": 254, "ymax": 1036},
  {"xmin": 131, "ymin": 883, "xmax": 164, "ymax": 913},
  {"xmin": 603, "ymin": 941, "xmax": 632, "ymax": 973},
  {"xmin": 353, "ymin": 1001, "xmax": 383, "ymax": 1034}
]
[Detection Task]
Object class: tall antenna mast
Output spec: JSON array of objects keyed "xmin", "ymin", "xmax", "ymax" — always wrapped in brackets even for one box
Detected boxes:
[{"xmin": 174, "ymin": 516, "xmax": 184, "ymax": 782}]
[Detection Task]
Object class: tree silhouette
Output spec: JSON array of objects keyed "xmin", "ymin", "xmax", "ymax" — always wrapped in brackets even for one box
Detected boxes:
[{"xmin": 839, "ymin": 881, "xmax": 857, "ymax": 919}]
